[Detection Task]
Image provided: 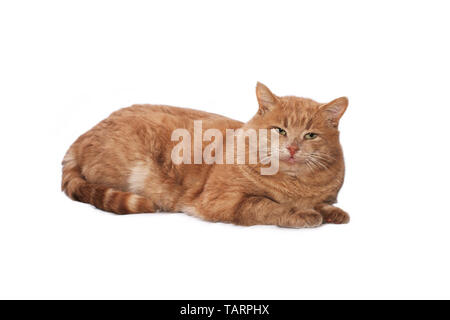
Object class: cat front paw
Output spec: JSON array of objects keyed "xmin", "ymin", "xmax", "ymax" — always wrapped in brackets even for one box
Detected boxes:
[
  {"xmin": 282, "ymin": 209, "xmax": 323, "ymax": 228},
  {"xmin": 317, "ymin": 205, "xmax": 350, "ymax": 224}
]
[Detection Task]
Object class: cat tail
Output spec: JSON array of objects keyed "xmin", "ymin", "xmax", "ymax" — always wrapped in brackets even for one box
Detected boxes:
[{"xmin": 61, "ymin": 151, "xmax": 156, "ymax": 214}]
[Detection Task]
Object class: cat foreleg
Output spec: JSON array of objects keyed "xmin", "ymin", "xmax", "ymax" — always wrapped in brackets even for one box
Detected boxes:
[
  {"xmin": 233, "ymin": 196, "xmax": 323, "ymax": 228},
  {"xmin": 315, "ymin": 204, "xmax": 350, "ymax": 224}
]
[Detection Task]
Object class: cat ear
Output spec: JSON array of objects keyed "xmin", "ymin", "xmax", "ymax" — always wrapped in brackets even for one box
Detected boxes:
[
  {"xmin": 256, "ymin": 82, "xmax": 278, "ymax": 115},
  {"xmin": 319, "ymin": 97, "xmax": 348, "ymax": 127}
]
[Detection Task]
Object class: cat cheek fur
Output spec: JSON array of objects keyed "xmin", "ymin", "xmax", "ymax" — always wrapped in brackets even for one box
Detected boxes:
[{"xmin": 62, "ymin": 83, "xmax": 349, "ymax": 228}]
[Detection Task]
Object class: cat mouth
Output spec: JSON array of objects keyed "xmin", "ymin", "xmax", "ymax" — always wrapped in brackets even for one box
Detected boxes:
[{"xmin": 284, "ymin": 157, "xmax": 299, "ymax": 165}]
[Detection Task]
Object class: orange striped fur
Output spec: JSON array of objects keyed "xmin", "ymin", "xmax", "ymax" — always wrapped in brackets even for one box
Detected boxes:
[
  {"xmin": 62, "ymin": 152, "xmax": 155, "ymax": 214},
  {"xmin": 62, "ymin": 83, "xmax": 349, "ymax": 227}
]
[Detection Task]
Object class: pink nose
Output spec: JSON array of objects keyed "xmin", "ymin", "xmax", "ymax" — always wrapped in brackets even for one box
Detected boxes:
[{"xmin": 287, "ymin": 145, "xmax": 299, "ymax": 156}]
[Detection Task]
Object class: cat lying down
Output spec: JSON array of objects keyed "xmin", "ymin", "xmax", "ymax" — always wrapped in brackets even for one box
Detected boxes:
[{"xmin": 62, "ymin": 82, "xmax": 349, "ymax": 228}]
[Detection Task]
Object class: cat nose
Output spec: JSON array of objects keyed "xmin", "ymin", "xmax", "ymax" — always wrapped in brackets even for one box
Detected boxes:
[{"xmin": 286, "ymin": 145, "xmax": 299, "ymax": 156}]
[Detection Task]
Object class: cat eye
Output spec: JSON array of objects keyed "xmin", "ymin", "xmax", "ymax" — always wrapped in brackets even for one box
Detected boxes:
[
  {"xmin": 273, "ymin": 127, "xmax": 287, "ymax": 136},
  {"xmin": 304, "ymin": 132, "xmax": 318, "ymax": 140}
]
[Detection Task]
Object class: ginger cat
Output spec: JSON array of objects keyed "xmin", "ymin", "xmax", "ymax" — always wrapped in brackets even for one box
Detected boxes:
[{"xmin": 62, "ymin": 83, "xmax": 349, "ymax": 228}]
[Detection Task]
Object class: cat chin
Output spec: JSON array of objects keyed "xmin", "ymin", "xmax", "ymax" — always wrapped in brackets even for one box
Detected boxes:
[
  {"xmin": 279, "ymin": 161, "xmax": 302, "ymax": 175},
  {"xmin": 280, "ymin": 158, "xmax": 302, "ymax": 165},
  {"xmin": 280, "ymin": 169, "xmax": 300, "ymax": 177}
]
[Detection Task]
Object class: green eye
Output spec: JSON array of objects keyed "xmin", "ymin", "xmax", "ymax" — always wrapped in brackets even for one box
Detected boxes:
[
  {"xmin": 274, "ymin": 127, "xmax": 287, "ymax": 136},
  {"xmin": 304, "ymin": 132, "xmax": 318, "ymax": 140}
]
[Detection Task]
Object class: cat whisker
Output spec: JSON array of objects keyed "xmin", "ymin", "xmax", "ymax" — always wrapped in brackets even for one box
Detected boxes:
[
  {"xmin": 310, "ymin": 152, "xmax": 335, "ymax": 162},
  {"xmin": 307, "ymin": 156, "xmax": 329, "ymax": 170},
  {"xmin": 305, "ymin": 159, "xmax": 315, "ymax": 172}
]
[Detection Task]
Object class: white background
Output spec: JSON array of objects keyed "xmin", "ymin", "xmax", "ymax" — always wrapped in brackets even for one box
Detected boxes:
[{"xmin": 1, "ymin": 0, "xmax": 449, "ymax": 299}]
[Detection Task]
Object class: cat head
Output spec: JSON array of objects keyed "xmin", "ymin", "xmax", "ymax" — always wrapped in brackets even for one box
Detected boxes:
[{"xmin": 247, "ymin": 82, "xmax": 348, "ymax": 176}]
